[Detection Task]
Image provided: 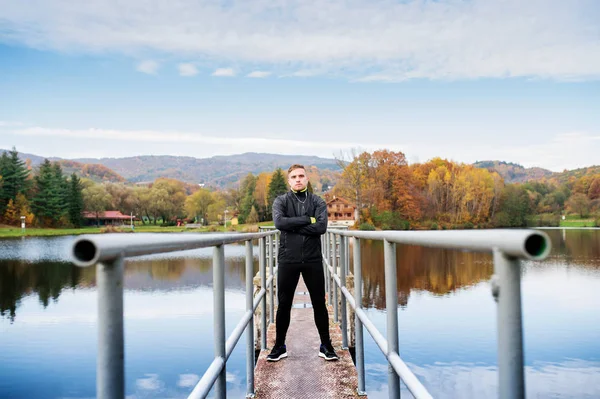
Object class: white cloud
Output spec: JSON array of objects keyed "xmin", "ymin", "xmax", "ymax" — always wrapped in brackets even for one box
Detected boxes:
[
  {"xmin": 136, "ymin": 374, "xmax": 162, "ymax": 391},
  {"xmin": 177, "ymin": 374, "xmax": 199, "ymax": 388},
  {"xmin": 212, "ymin": 67, "xmax": 235, "ymax": 77},
  {"xmin": 1, "ymin": 0, "xmax": 598, "ymax": 80},
  {"xmin": 136, "ymin": 60, "xmax": 159, "ymax": 75},
  {"xmin": 247, "ymin": 70, "xmax": 271, "ymax": 78},
  {"xmin": 13, "ymin": 126, "xmax": 399, "ymax": 152},
  {"xmin": 178, "ymin": 63, "xmax": 198, "ymax": 76}
]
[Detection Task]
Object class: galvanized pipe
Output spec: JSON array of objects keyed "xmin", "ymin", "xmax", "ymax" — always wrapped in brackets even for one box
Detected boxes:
[
  {"xmin": 260, "ymin": 237, "xmax": 267, "ymax": 349},
  {"xmin": 384, "ymin": 240, "xmax": 400, "ymax": 399},
  {"xmin": 493, "ymin": 249, "xmax": 525, "ymax": 399},
  {"xmin": 328, "ymin": 229, "xmax": 551, "ymax": 261},
  {"xmin": 268, "ymin": 235, "xmax": 274, "ymax": 324},
  {"xmin": 336, "ymin": 283, "xmax": 431, "ymax": 399},
  {"xmin": 96, "ymin": 257, "xmax": 125, "ymax": 399},
  {"xmin": 388, "ymin": 353, "xmax": 433, "ymax": 399},
  {"xmin": 333, "ymin": 233, "xmax": 339, "ymax": 323},
  {"xmin": 226, "ymin": 310, "xmax": 254, "ymax": 360},
  {"xmin": 340, "ymin": 235, "xmax": 348, "ymax": 349},
  {"xmin": 188, "ymin": 357, "xmax": 226, "ymax": 399},
  {"xmin": 328, "ymin": 232, "xmax": 333, "ymax": 305},
  {"xmin": 72, "ymin": 231, "xmax": 277, "ymax": 267},
  {"xmin": 353, "ymin": 237, "xmax": 367, "ymax": 396},
  {"xmin": 213, "ymin": 245, "xmax": 226, "ymax": 398},
  {"xmin": 245, "ymin": 241, "xmax": 255, "ymax": 398}
]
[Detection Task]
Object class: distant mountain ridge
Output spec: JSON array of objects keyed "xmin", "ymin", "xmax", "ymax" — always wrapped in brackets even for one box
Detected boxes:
[
  {"xmin": 3, "ymin": 149, "xmax": 341, "ymax": 188},
  {"xmin": 473, "ymin": 160, "xmax": 553, "ymax": 183}
]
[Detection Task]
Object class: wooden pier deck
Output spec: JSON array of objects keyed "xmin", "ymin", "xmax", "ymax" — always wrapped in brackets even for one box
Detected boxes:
[{"xmin": 254, "ymin": 277, "xmax": 365, "ymax": 398}]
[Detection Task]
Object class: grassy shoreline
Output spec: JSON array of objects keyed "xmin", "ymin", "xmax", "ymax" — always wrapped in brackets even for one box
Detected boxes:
[
  {"xmin": 1, "ymin": 216, "xmax": 597, "ymax": 238},
  {"xmin": 0, "ymin": 222, "xmax": 275, "ymax": 238}
]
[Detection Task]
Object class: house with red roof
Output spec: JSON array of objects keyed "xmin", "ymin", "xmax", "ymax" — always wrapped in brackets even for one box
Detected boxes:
[{"xmin": 83, "ymin": 210, "xmax": 136, "ymax": 226}]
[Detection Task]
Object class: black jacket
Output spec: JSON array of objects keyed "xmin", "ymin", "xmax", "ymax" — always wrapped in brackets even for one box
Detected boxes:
[{"xmin": 273, "ymin": 191, "xmax": 328, "ymax": 264}]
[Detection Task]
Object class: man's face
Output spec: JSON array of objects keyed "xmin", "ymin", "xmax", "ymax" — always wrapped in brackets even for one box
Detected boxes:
[{"xmin": 288, "ymin": 168, "xmax": 308, "ymax": 191}]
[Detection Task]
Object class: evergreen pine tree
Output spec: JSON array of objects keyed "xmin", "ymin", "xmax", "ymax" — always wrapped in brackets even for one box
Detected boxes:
[
  {"xmin": 0, "ymin": 148, "xmax": 30, "ymax": 217},
  {"xmin": 31, "ymin": 160, "xmax": 59, "ymax": 226},
  {"xmin": 51, "ymin": 163, "xmax": 69, "ymax": 224},
  {"xmin": 267, "ymin": 168, "xmax": 288, "ymax": 219},
  {"xmin": 67, "ymin": 173, "xmax": 84, "ymax": 227}
]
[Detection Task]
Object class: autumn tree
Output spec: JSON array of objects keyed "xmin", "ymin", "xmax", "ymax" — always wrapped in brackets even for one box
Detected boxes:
[
  {"xmin": 207, "ymin": 192, "xmax": 227, "ymax": 224},
  {"xmin": 588, "ymin": 177, "xmax": 600, "ymax": 200},
  {"xmin": 238, "ymin": 173, "xmax": 257, "ymax": 224},
  {"xmin": 247, "ymin": 205, "xmax": 259, "ymax": 224},
  {"xmin": 185, "ymin": 188, "xmax": 215, "ymax": 225},
  {"xmin": 335, "ymin": 149, "xmax": 370, "ymax": 223},
  {"xmin": 253, "ymin": 172, "xmax": 272, "ymax": 221},
  {"xmin": 82, "ymin": 184, "xmax": 112, "ymax": 226},
  {"xmin": 150, "ymin": 178, "xmax": 186, "ymax": 223},
  {"xmin": 105, "ymin": 183, "xmax": 138, "ymax": 215},
  {"xmin": 566, "ymin": 193, "xmax": 591, "ymax": 218}
]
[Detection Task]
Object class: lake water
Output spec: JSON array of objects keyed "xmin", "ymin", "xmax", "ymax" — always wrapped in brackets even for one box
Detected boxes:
[{"xmin": 1, "ymin": 229, "xmax": 599, "ymax": 398}]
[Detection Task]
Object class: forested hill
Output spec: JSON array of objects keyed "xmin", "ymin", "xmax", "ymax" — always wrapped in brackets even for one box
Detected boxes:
[
  {"xmin": 473, "ymin": 161, "xmax": 553, "ymax": 183},
  {"xmin": 5, "ymin": 150, "xmax": 341, "ymax": 188},
  {"xmin": 72, "ymin": 153, "xmax": 341, "ymax": 187}
]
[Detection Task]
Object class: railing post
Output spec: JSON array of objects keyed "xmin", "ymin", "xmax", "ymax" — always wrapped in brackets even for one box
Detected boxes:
[
  {"xmin": 213, "ymin": 245, "xmax": 226, "ymax": 398},
  {"xmin": 97, "ymin": 257, "xmax": 125, "ymax": 399},
  {"xmin": 324, "ymin": 233, "xmax": 330, "ymax": 301},
  {"xmin": 245, "ymin": 241, "xmax": 255, "ymax": 398},
  {"xmin": 328, "ymin": 232, "xmax": 333, "ymax": 305},
  {"xmin": 493, "ymin": 249, "xmax": 525, "ymax": 399},
  {"xmin": 353, "ymin": 237, "xmax": 367, "ymax": 396},
  {"xmin": 268, "ymin": 234, "xmax": 274, "ymax": 324},
  {"xmin": 340, "ymin": 235, "xmax": 348, "ymax": 349},
  {"xmin": 384, "ymin": 239, "xmax": 400, "ymax": 399},
  {"xmin": 260, "ymin": 237, "xmax": 267, "ymax": 350},
  {"xmin": 333, "ymin": 234, "xmax": 339, "ymax": 323}
]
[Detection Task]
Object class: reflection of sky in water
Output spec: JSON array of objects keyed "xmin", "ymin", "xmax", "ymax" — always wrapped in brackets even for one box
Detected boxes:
[
  {"xmin": 360, "ymin": 259, "xmax": 600, "ymax": 398},
  {"xmin": 0, "ymin": 288, "xmax": 251, "ymax": 399}
]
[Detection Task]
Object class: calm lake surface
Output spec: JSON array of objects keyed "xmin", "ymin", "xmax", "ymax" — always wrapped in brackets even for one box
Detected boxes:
[{"xmin": 1, "ymin": 229, "xmax": 599, "ymax": 398}]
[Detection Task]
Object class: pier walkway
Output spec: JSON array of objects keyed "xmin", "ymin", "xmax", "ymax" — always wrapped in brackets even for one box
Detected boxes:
[{"xmin": 254, "ymin": 277, "xmax": 364, "ymax": 398}]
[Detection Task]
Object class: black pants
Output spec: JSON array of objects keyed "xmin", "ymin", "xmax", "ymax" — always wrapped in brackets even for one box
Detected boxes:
[{"xmin": 274, "ymin": 261, "xmax": 331, "ymax": 347}]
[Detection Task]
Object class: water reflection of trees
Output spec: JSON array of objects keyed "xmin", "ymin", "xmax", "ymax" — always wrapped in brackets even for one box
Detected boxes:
[
  {"xmin": 0, "ymin": 260, "xmax": 88, "ymax": 322},
  {"xmin": 544, "ymin": 229, "xmax": 600, "ymax": 266},
  {"xmin": 359, "ymin": 240, "xmax": 494, "ymax": 310},
  {"xmin": 0, "ymin": 256, "xmax": 256, "ymax": 321}
]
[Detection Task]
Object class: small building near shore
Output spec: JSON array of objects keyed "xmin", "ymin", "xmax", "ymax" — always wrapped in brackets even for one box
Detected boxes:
[
  {"xmin": 83, "ymin": 210, "xmax": 136, "ymax": 226},
  {"xmin": 326, "ymin": 196, "xmax": 357, "ymax": 227}
]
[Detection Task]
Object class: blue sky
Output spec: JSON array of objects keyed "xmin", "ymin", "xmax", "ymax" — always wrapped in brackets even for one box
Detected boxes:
[{"xmin": 1, "ymin": 0, "xmax": 599, "ymax": 171}]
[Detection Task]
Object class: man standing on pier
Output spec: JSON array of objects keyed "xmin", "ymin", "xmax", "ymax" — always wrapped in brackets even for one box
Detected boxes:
[{"xmin": 267, "ymin": 164, "xmax": 339, "ymax": 362}]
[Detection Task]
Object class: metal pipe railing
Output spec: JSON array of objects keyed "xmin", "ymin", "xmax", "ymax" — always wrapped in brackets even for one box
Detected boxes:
[
  {"xmin": 71, "ymin": 230, "xmax": 279, "ymax": 399},
  {"xmin": 353, "ymin": 237, "xmax": 367, "ymax": 396},
  {"xmin": 324, "ymin": 228, "xmax": 551, "ymax": 399},
  {"xmin": 340, "ymin": 235, "xmax": 348, "ymax": 349}
]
